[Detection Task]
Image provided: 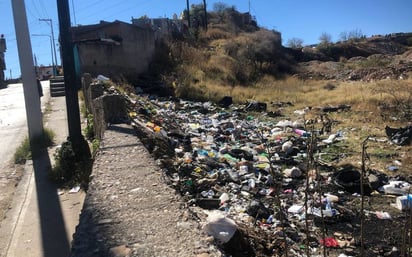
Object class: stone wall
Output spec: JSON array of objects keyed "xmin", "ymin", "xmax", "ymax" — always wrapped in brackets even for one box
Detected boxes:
[{"xmin": 82, "ymin": 73, "xmax": 129, "ymax": 140}]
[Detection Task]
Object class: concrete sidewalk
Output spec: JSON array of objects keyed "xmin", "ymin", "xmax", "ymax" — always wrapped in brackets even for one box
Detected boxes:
[{"xmin": 0, "ymin": 94, "xmax": 85, "ymax": 257}]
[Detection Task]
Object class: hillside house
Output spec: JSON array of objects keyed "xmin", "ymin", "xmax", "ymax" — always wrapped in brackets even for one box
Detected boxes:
[
  {"xmin": 131, "ymin": 17, "xmax": 188, "ymax": 41},
  {"xmin": 36, "ymin": 65, "xmax": 55, "ymax": 80},
  {"xmin": 71, "ymin": 20, "xmax": 155, "ymax": 79}
]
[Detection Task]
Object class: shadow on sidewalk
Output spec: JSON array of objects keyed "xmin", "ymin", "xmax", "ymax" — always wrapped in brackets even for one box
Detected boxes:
[{"xmin": 32, "ymin": 148, "xmax": 70, "ymax": 257}]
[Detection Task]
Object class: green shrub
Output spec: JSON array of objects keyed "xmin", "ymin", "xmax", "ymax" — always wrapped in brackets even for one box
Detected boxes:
[
  {"xmin": 42, "ymin": 128, "xmax": 55, "ymax": 147},
  {"xmin": 13, "ymin": 128, "xmax": 55, "ymax": 164},
  {"xmin": 91, "ymin": 138, "xmax": 100, "ymax": 157},
  {"xmin": 14, "ymin": 138, "xmax": 31, "ymax": 164},
  {"xmin": 83, "ymin": 114, "xmax": 95, "ymax": 140},
  {"xmin": 407, "ymin": 37, "xmax": 412, "ymax": 46},
  {"xmin": 49, "ymin": 139, "xmax": 92, "ymax": 189}
]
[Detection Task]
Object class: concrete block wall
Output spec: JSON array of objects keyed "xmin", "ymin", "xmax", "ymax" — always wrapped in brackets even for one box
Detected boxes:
[{"xmin": 82, "ymin": 73, "xmax": 128, "ymax": 140}]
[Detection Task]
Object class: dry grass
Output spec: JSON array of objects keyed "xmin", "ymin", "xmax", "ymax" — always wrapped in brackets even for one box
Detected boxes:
[
  {"xmin": 173, "ymin": 35, "xmax": 411, "ymax": 132},
  {"xmin": 206, "ymin": 55, "xmax": 237, "ymax": 78},
  {"xmin": 178, "ymin": 76, "xmax": 412, "ymax": 118},
  {"xmin": 202, "ymin": 26, "xmax": 232, "ymax": 40}
]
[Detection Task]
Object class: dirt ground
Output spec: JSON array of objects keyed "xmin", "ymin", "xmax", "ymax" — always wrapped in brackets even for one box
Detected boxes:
[
  {"xmin": 0, "ymin": 164, "xmax": 23, "ymax": 222},
  {"xmin": 70, "ymin": 124, "xmax": 222, "ymax": 257}
]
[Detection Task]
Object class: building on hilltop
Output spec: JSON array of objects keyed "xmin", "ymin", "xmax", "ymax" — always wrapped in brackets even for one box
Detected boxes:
[
  {"xmin": 36, "ymin": 65, "xmax": 56, "ymax": 80},
  {"xmin": 131, "ymin": 16, "xmax": 188, "ymax": 41}
]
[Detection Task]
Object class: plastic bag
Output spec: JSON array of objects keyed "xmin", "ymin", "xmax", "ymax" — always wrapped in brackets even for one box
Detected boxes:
[{"xmin": 203, "ymin": 211, "xmax": 237, "ymax": 243}]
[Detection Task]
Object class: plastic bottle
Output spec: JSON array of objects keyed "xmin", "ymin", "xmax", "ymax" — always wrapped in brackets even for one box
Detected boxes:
[
  {"xmin": 197, "ymin": 149, "xmax": 209, "ymax": 156},
  {"xmin": 239, "ymin": 165, "xmax": 248, "ymax": 173},
  {"xmin": 324, "ymin": 193, "xmax": 339, "ymax": 203},
  {"xmin": 294, "ymin": 128, "xmax": 305, "ymax": 136},
  {"xmin": 248, "ymin": 178, "xmax": 256, "ymax": 189},
  {"xmin": 206, "ymin": 135, "xmax": 214, "ymax": 144},
  {"xmin": 325, "ymin": 198, "xmax": 332, "ymax": 210},
  {"xmin": 219, "ymin": 193, "xmax": 230, "ymax": 204},
  {"xmin": 212, "ymin": 118, "xmax": 219, "ymax": 127},
  {"xmin": 183, "ymin": 152, "xmax": 192, "ymax": 163},
  {"xmin": 322, "ymin": 198, "xmax": 338, "ymax": 217},
  {"xmin": 201, "ymin": 190, "xmax": 215, "ymax": 198}
]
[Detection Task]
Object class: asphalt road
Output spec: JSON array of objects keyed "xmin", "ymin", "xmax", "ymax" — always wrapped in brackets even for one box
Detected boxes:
[{"xmin": 0, "ymin": 81, "xmax": 50, "ymax": 169}]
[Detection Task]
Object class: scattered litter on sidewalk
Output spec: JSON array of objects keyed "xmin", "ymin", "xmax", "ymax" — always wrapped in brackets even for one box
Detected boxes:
[{"xmin": 69, "ymin": 185, "xmax": 81, "ymax": 193}]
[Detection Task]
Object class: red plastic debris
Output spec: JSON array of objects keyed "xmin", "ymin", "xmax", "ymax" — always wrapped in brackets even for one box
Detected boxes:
[{"xmin": 320, "ymin": 237, "xmax": 339, "ymax": 248}]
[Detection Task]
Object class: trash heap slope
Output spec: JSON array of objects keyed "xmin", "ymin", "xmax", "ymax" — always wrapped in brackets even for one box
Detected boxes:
[{"xmin": 72, "ymin": 87, "xmax": 412, "ymax": 257}]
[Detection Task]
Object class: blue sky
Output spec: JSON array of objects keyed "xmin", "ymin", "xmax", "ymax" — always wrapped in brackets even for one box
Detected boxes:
[{"xmin": 1, "ymin": 0, "xmax": 411, "ymax": 78}]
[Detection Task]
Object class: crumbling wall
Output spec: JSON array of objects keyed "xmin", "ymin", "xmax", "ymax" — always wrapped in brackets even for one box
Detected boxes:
[
  {"xmin": 82, "ymin": 73, "xmax": 128, "ymax": 140},
  {"xmin": 76, "ymin": 22, "xmax": 155, "ymax": 80}
]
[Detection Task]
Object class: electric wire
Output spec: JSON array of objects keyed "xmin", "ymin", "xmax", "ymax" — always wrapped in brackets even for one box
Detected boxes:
[
  {"xmin": 101, "ymin": 0, "xmax": 149, "ymax": 22},
  {"xmin": 29, "ymin": 0, "xmax": 43, "ymax": 20},
  {"xmin": 38, "ymin": 0, "xmax": 50, "ymax": 18},
  {"xmin": 75, "ymin": 0, "xmax": 146, "ymax": 24}
]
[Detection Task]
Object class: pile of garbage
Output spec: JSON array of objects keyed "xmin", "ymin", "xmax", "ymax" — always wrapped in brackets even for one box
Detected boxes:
[{"xmin": 120, "ymin": 93, "xmax": 411, "ymax": 257}]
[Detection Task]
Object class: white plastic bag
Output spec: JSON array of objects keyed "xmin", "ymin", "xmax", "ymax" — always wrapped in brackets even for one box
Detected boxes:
[{"xmin": 203, "ymin": 211, "xmax": 237, "ymax": 243}]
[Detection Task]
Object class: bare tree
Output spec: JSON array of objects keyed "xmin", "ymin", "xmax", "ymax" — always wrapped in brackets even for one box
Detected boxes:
[
  {"xmin": 340, "ymin": 29, "xmax": 364, "ymax": 42},
  {"xmin": 339, "ymin": 31, "xmax": 349, "ymax": 42},
  {"xmin": 348, "ymin": 28, "xmax": 363, "ymax": 41},
  {"xmin": 319, "ymin": 32, "xmax": 332, "ymax": 45},
  {"xmin": 213, "ymin": 1, "xmax": 229, "ymax": 12},
  {"xmin": 286, "ymin": 37, "xmax": 304, "ymax": 48}
]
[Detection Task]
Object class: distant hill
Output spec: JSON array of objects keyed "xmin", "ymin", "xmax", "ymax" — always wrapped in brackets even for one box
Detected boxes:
[{"xmin": 143, "ymin": 5, "xmax": 412, "ymax": 94}]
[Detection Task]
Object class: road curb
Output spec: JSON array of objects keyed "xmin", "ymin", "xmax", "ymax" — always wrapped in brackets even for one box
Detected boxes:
[{"xmin": 0, "ymin": 161, "xmax": 34, "ymax": 257}]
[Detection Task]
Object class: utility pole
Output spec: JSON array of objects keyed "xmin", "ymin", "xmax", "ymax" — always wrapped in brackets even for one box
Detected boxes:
[
  {"xmin": 0, "ymin": 34, "xmax": 6, "ymax": 87},
  {"xmin": 186, "ymin": 0, "xmax": 191, "ymax": 28},
  {"xmin": 56, "ymin": 0, "xmax": 90, "ymax": 157},
  {"xmin": 202, "ymin": 0, "xmax": 207, "ymax": 31},
  {"xmin": 32, "ymin": 34, "xmax": 55, "ymax": 76},
  {"xmin": 70, "ymin": 0, "xmax": 77, "ymax": 25},
  {"xmin": 11, "ymin": 0, "xmax": 44, "ymax": 145},
  {"xmin": 39, "ymin": 18, "xmax": 58, "ymax": 76}
]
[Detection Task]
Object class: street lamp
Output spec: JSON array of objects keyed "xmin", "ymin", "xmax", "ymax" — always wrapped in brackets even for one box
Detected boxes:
[
  {"xmin": 39, "ymin": 18, "xmax": 58, "ymax": 76},
  {"xmin": 32, "ymin": 34, "xmax": 55, "ymax": 79}
]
